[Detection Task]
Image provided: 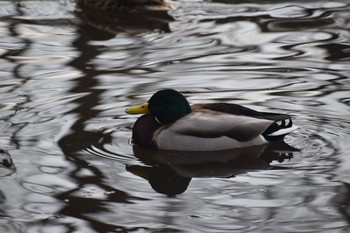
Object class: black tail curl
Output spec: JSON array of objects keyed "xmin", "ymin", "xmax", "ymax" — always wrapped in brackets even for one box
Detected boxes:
[{"xmin": 262, "ymin": 119, "xmax": 293, "ymax": 141}]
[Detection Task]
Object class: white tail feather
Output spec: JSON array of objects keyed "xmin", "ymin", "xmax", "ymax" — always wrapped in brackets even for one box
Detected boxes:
[{"xmin": 268, "ymin": 125, "xmax": 300, "ymax": 136}]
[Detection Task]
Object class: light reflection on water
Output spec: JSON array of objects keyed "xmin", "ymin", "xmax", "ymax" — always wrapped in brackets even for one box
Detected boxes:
[{"xmin": 0, "ymin": 0, "xmax": 350, "ymax": 232}]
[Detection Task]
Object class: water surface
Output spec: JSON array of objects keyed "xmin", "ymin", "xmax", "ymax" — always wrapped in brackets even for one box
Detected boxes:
[{"xmin": 0, "ymin": 0, "xmax": 350, "ymax": 232}]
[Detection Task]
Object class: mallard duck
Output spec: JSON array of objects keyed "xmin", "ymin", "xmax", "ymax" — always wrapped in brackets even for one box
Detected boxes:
[
  {"xmin": 75, "ymin": 0, "xmax": 174, "ymax": 11},
  {"xmin": 125, "ymin": 89, "xmax": 299, "ymax": 151}
]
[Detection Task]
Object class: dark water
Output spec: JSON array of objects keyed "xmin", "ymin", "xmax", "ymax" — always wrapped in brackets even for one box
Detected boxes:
[{"xmin": 1, "ymin": 0, "xmax": 350, "ymax": 232}]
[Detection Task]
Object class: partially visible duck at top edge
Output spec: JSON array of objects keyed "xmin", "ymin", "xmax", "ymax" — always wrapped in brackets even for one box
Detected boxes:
[{"xmin": 75, "ymin": 0, "xmax": 175, "ymax": 11}]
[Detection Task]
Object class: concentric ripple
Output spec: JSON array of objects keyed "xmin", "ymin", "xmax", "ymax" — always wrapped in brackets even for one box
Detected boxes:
[{"xmin": 0, "ymin": 0, "xmax": 350, "ymax": 232}]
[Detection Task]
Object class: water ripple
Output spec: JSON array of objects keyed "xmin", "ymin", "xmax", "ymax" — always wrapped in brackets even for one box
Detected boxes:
[{"xmin": 1, "ymin": 0, "xmax": 350, "ymax": 232}]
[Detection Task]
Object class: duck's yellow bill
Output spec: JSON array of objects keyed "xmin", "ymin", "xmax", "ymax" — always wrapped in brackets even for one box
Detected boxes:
[{"xmin": 125, "ymin": 102, "xmax": 150, "ymax": 114}]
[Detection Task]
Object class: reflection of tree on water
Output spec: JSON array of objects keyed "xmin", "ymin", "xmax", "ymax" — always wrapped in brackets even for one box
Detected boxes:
[
  {"xmin": 128, "ymin": 142, "xmax": 298, "ymax": 196},
  {"xmin": 0, "ymin": 150, "xmax": 15, "ymax": 221},
  {"xmin": 51, "ymin": 2, "xmax": 175, "ymax": 231},
  {"xmin": 56, "ymin": 9, "xmax": 155, "ymax": 232},
  {"xmin": 332, "ymin": 182, "xmax": 350, "ymax": 225}
]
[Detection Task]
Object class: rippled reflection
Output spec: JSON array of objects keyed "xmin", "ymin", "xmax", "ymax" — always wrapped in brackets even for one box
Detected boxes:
[
  {"xmin": 1, "ymin": 0, "xmax": 350, "ymax": 232},
  {"xmin": 128, "ymin": 142, "xmax": 297, "ymax": 195},
  {"xmin": 0, "ymin": 150, "xmax": 14, "ymax": 174}
]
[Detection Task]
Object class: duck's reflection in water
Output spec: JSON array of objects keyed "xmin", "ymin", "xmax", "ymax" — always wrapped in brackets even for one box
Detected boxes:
[{"xmin": 128, "ymin": 142, "xmax": 298, "ymax": 196}]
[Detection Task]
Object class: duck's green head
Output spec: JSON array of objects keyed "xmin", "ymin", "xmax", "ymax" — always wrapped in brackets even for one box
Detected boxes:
[{"xmin": 126, "ymin": 89, "xmax": 191, "ymax": 124}]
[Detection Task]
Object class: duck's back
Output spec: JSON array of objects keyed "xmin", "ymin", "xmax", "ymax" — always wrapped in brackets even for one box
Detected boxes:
[{"xmin": 153, "ymin": 110, "xmax": 273, "ymax": 151}]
